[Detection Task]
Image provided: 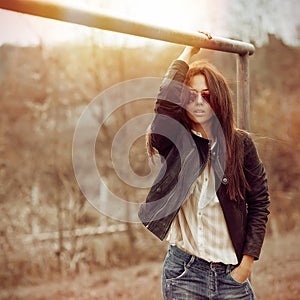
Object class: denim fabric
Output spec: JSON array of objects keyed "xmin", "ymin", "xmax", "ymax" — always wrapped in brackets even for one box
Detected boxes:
[{"xmin": 162, "ymin": 245, "xmax": 256, "ymax": 300}]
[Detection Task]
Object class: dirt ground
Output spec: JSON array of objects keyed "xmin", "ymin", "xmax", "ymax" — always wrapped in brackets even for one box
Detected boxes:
[{"xmin": 2, "ymin": 230, "xmax": 299, "ymax": 300}]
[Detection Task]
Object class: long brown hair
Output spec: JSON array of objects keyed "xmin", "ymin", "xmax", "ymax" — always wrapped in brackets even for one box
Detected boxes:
[
  {"xmin": 147, "ymin": 60, "xmax": 250, "ymax": 200},
  {"xmin": 184, "ymin": 61, "xmax": 250, "ymax": 200}
]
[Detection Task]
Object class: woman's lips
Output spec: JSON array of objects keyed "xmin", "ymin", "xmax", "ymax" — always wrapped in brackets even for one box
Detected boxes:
[{"xmin": 193, "ymin": 110, "xmax": 205, "ymax": 116}]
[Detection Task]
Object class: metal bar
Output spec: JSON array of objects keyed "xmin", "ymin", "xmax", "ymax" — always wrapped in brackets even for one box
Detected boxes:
[
  {"xmin": 236, "ymin": 54, "xmax": 250, "ymax": 130},
  {"xmin": 0, "ymin": 0, "xmax": 255, "ymax": 55}
]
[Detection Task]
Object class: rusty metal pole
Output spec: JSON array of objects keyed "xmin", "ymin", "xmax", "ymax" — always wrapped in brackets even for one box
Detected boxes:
[
  {"xmin": 0, "ymin": 0, "xmax": 255, "ymax": 55},
  {"xmin": 237, "ymin": 54, "xmax": 250, "ymax": 131}
]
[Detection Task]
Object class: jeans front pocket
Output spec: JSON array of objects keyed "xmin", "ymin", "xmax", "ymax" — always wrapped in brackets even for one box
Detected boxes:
[
  {"xmin": 228, "ymin": 270, "xmax": 248, "ymax": 285},
  {"xmin": 162, "ymin": 250, "xmax": 196, "ymax": 299},
  {"xmin": 163, "ymin": 250, "xmax": 194, "ymax": 282},
  {"xmin": 221, "ymin": 270, "xmax": 256, "ymax": 300}
]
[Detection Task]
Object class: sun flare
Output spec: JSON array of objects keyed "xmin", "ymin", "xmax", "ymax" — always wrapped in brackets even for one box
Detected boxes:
[{"xmin": 0, "ymin": 0, "xmax": 217, "ymax": 46}]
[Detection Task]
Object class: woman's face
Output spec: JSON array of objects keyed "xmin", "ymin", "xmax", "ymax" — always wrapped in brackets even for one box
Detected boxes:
[{"xmin": 186, "ymin": 74, "xmax": 214, "ymax": 130}]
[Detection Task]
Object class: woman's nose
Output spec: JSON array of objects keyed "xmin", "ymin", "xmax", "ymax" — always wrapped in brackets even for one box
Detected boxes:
[{"xmin": 196, "ymin": 94, "xmax": 205, "ymax": 104}]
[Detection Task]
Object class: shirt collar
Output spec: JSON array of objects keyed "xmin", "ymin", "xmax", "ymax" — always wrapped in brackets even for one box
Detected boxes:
[{"xmin": 191, "ymin": 130, "xmax": 217, "ymax": 150}]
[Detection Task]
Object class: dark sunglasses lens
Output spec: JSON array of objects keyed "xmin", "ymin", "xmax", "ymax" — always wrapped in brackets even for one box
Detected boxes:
[{"xmin": 201, "ymin": 90, "xmax": 210, "ymax": 102}]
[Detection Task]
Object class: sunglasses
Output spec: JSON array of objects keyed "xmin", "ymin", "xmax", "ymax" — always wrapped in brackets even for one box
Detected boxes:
[{"xmin": 188, "ymin": 88, "xmax": 210, "ymax": 104}]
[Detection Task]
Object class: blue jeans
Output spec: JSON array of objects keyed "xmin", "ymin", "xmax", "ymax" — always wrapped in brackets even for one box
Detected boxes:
[{"xmin": 162, "ymin": 245, "xmax": 256, "ymax": 300}]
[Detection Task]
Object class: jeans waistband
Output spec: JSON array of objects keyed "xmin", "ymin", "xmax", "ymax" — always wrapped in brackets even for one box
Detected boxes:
[{"xmin": 169, "ymin": 245, "xmax": 234, "ymax": 273}]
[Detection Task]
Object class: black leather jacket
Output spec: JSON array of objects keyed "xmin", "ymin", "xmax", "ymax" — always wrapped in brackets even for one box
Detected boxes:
[{"xmin": 138, "ymin": 60, "xmax": 270, "ymax": 263}]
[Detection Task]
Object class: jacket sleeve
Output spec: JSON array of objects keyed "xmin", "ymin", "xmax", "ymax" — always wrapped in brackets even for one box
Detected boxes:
[
  {"xmin": 242, "ymin": 134, "xmax": 270, "ymax": 260},
  {"xmin": 150, "ymin": 60, "xmax": 190, "ymax": 157}
]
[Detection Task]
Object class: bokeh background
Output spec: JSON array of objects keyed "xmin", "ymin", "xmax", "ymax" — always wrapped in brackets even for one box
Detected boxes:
[{"xmin": 0, "ymin": 0, "xmax": 299, "ymax": 299}]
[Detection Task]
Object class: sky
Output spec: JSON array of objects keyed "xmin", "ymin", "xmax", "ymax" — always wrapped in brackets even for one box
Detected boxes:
[
  {"xmin": 0, "ymin": 0, "xmax": 212, "ymax": 47},
  {"xmin": 0, "ymin": 0, "xmax": 299, "ymax": 48}
]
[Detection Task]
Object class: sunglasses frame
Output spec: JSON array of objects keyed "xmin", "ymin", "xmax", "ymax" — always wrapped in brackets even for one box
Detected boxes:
[{"xmin": 189, "ymin": 88, "xmax": 210, "ymax": 103}]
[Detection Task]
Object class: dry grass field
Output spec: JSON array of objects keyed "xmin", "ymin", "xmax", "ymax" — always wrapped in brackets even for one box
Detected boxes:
[{"xmin": 1, "ymin": 230, "xmax": 299, "ymax": 300}]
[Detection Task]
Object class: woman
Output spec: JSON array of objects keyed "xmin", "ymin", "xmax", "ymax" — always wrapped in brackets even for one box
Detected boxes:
[{"xmin": 138, "ymin": 46, "xmax": 270, "ymax": 299}]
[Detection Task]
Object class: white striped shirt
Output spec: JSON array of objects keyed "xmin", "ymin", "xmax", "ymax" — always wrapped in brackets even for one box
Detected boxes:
[{"xmin": 167, "ymin": 147, "xmax": 238, "ymax": 265}]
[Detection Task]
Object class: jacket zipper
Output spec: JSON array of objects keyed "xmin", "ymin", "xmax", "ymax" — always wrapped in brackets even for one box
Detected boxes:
[
  {"xmin": 146, "ymin": 149, "xmax": 196, "ymax": 227},
  {"xmin": 147, "ymin": 141, "xmax": 211, "ymax": 235}
]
